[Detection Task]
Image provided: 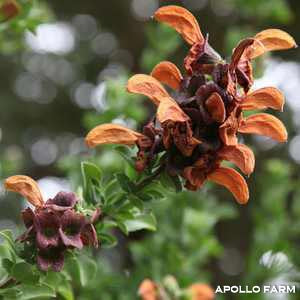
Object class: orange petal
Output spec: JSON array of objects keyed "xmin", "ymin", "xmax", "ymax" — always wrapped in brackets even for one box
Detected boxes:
[
  {"xmin": 151, "ymin": 61, "xmax": 183, "ymax": 91},
  {"xmin": 250, "ymin": 29, "xmax": 297, "ymax": 59},
  {"xmin": 241, "ymin": 87, "xmax": 284, "ymax": 111},
  {"xmin": 205, "ymin": 92, "xmax": 226, "ymax": 123},
  {"xmin": 138, "ymin": 279, "xmax": 158, "ymax": 300},
  {"xmin": 4, "ymin": 175, "xmax": 44, "ymax": 207},
  {"xmin": 230, "ymin": 38, "xmax": 256, "ymax": 71},
  {"xmin": 218, "ymin": 144, "xmax": 255, "ymax": 175},
  {"xmin": 157, "ymin": 98, "xmax": 190, "ymax": 124},
  {"xmin": 208, "ymin": 167, "xmax": 249, "ymax": 204},
  {"xmin": 183, "ymin": 167, "xmax": 206, "ymax": 189},
  {"xmin": 127, "ymin": 74, "xmax": 170, "ymax": 105},
  {"xmin": 85, "ymin": 124, "xmax": 144, "ymax": 148},
  {"xmin": 188, "ymin": 283, "xmax": 215, "ymax": 300},
  {"xmin": 154, "ymin": 5, "xmax": 204, "ymax": 45},
  {"xmin": 238, "ymin": 113, "xmax": 287, "ymax": 142},
  {"xmin": 219, "ymin": 111, "xmax": 240, "ymax": 146}
]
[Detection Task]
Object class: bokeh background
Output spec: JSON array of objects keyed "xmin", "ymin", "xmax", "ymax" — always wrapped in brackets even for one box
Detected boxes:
[{"xmin": 0, "ymin": 0, "xmax": 300, "ymax": 299}]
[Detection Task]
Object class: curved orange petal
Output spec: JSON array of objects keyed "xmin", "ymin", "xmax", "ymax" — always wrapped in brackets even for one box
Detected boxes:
[
  {"xmin": 154, "ymin": 5, "xmax": 204, "ymax": 45},
  {"xmin": 250, "ymin": 29, "xmax": 297, "ymax": 59},
  {"xmin": 157, "ymin": 98, "xmax": 190, "ymax": 124},
  {"xmin": 85, "ymin": 124, "xmax": 144, "ymax": 148},
  {"xmin": 127, "ymin": 74, "xmax": 170, "ymax": 105},
  {"xmin": 208, "ymin": 167, "xmax": 249, "ymax": 204},
  {"xmin": 151, "ymin": 61, "xmax": 183, "ymax": 91},
  {"xmin": 4, "ymin": 175, "xmax": 44, "ymax": 207},
  {"xmin": 238, "ymin": 113, "xmax": 287, "ymax": 142},
  {"xmin": 205, "ymin": 92, "xmax": 226, "ymax": 123},
  {"xmin": 241, "ymin": 87, "xmax": 284, "ymax": 111},
  {"xmin": 218, "ymin": 144, "xmax": 255, "ymax": 175}
]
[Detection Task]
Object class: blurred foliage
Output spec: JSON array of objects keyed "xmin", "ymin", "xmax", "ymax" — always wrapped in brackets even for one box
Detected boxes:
[
  {"xmin": 0, "ymin": 0, "xmax": 300, "ymax": 299},
  {"xmin": 0, "ymin": 0, "xmax": 52, "ymax": 54}
]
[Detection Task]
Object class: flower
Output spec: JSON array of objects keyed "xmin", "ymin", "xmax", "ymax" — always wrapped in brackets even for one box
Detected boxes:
[
  {"xmin": 138, "ymin": 279, "xmax": 159, "ymax": 300},
  {"xmin": 45, "ymin": 191, "xmax": 78, "ymax": 211},
  {"xmin": 59, "ymin": 210, "xmax": 86, "ymax": 249},
  {"xmin": 0, "ymin": 0, "xmax": 21, "ymax": 22},
  {"xmin": 85, "ymin": 6, "xmax": 296, "ymax": 204},
  {"xmin": 37, "ymin": 246, "xmax": 65, "ymax": 272},
  {"xmin": 34, "ymin": 210, "xmax": 60, "ymax": 249},
  {"xmin": 188, "ymin": 283, "xmax": 215, "ymax": 300},
  {"xmin": 4, "ymin": 175, "xmax": 99, "ymax": 271}
]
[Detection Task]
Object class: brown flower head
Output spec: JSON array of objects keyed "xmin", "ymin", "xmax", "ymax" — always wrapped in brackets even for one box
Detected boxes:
[
  {"xmin": 4, "ymin": 175, "xmax": 98, "ymax": 271},
  {"xmin": 37, "ymin": 246, "xmax": 65, "ymax": 272},
  {"xmin": 59, "ymin": 210, "xmax": 86, "ymax": 249},
  {"xmin": 85, "ymin": 6, "xmax": 296, "ymax": 204},
  {"xmin": 34, "ymin": 210, "xmax": 60, "ymax": 249},
  {"xmin": 45, "ymin": 191, "xmax": 78, "ymax": 211}
]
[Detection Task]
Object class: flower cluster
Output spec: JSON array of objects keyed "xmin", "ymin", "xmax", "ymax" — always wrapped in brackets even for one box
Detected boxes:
[
  {"xmin": 138, "ymin": 278, "xmax": 215, "ymax": 300},
  {"xmin": 86, "ymin": 5, "xmax": 296, "ymax": 204},
  {"xmin": 4, "ymin": 175, "xmax": 99, "ymax": 272}
]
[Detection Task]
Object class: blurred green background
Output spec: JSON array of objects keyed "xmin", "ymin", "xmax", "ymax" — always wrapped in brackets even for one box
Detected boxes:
[{"xmin": 0, "ymin": 0, "xmax": 300, "ymax": 299}]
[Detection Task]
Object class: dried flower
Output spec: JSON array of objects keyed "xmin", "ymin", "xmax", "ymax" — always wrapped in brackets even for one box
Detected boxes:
[
  {"xmin": 85, "ymin": 6, "xmax": 296, "ymax": 204},
  {"xmin": 45, "ymin": 191, "xmax": 78, "ymax": 211},
  {"xmin": 59, "ymin": 210, "xmax": 86, "ymax": 249},
  {"xmin": 37, "ymin": 246, "xmax": 65, "ymax": 272},
  {"xmin": 34, "ymin": 210, "xmax": 60, "ymax": 249},
  {"xmin": 4, "ymin": 175, "xmax": 99, "ymax": 271}
]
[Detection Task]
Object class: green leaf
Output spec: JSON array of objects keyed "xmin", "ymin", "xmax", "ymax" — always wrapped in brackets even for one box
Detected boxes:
[
  {"xmin": 128, "ymin": 194, "xmax": 144, "ymax": 210},
  {"xmin": 18, "ymin": 284, "xmax": 56, "ymax": 299},
  {"xmin": 11, "ymin": 262, "xmax": 39, "ymax": 284},
  {"xmin": 40, "ymin": 271, "xmax": 63, "ymax": 289},
  {"xmin": 0, "ymin": 230, "xmax": 17, "ymax": 254},
  {"xmin": 99, "ymin": 233, "xmax": 118, "ymax": 248},
  {"xmin": 81, "ymin": 161, "xmax": 102, "ymax": 204},
  {"xmin": 66, "ymin": 255, "xmax": 97, "ymax": 288},
  {"xmin": 160, "ymin": 172, "xmax": 182, "ymax": 193},
  {"xmin": 57, "ymin": 279, "xmax": 74, "ymax": 300},
  {"xmin": 113, "ymin": 146, "xmax": 135, "ymax": 169},
  {"xmin": 115, "ymin": 173, "xmax": 135, "ymax": 193},
  {"xmin": 124, "ymin": 213, "xmax": 157, "ymax": 232}
]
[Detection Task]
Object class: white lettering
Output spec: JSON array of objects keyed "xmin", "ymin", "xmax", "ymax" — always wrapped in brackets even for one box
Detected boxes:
[{"xmin": 287, "ymin": 286, "xmax": 296, "ymax": 293}]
